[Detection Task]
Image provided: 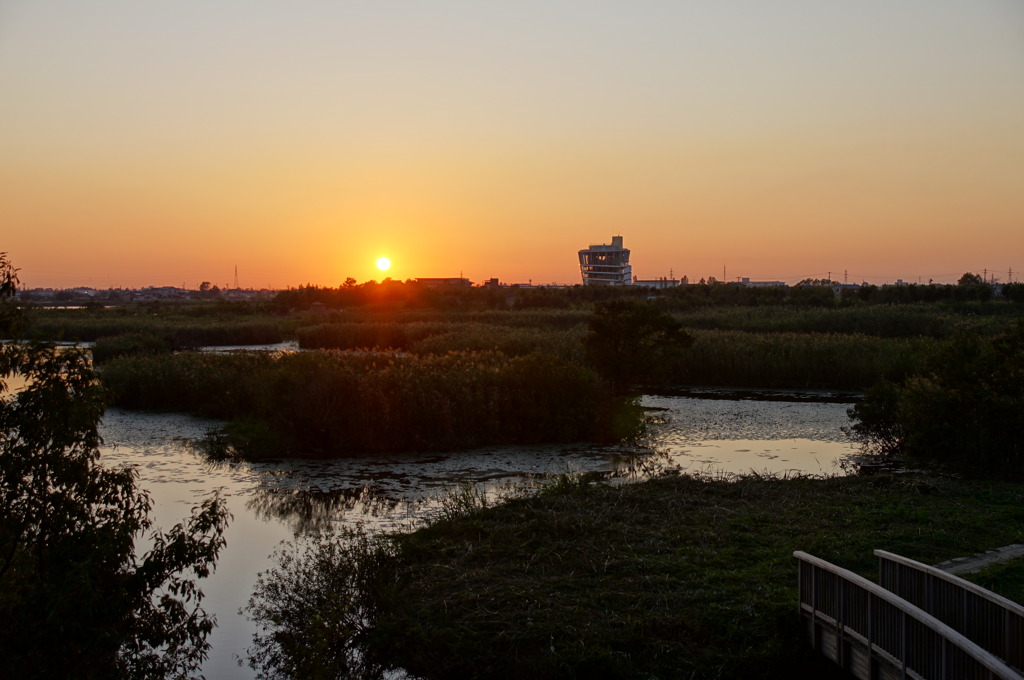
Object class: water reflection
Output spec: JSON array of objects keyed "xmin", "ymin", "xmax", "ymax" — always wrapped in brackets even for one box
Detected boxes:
[
  {"xmin": 638, "ymin": 393, "xmax": 857, "ymax": 478},
  {"xmin": 246, "ymin": 486, "xmax": 404, "ymax": 534}
]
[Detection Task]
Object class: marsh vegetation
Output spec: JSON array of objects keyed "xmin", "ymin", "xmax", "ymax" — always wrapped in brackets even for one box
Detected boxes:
[{"xmin": 13, "ymin": 276, "xmax": 1024, "ymax": 678}]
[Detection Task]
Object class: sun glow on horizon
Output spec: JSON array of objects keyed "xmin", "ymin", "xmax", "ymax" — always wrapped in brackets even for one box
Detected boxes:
[{"xmin": 376, "ymin": 257, "xmax": 392, "ymax": 272}]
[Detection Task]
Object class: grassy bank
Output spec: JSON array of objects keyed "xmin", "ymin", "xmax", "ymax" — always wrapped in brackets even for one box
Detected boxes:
[{"xmin": 245, "ymin": 472, "xmax": 1024, "ymax": 679}]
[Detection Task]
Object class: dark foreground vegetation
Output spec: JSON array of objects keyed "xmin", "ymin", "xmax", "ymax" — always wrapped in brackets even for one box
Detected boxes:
[
  {"xmin": 1, "ymin": 255, "xmax": 230, "ymax": 679},
  {"xmin": 244, "ymin": 471, "xmax": 1024, "ymax": 680}
]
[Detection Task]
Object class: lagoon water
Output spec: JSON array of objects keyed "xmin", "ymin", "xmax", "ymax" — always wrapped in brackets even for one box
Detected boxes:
[{"xmin": 96, "ymin": 392, "xmax": 859, "ymax": 679}]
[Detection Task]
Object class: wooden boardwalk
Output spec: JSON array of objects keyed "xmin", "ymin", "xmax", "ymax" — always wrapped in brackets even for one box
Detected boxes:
[
  {"xmin": 875, "ymin": 550, "xmax": 1024, "ymax": 672},
  {"xmin": 795, "ymin": 551, "xmax": 1023, "ymax": 679}
]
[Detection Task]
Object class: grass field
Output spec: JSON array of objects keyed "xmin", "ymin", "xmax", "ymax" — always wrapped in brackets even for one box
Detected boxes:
[{"xmin": 245, "ymin": 471, "xmax": 1024, "ymax": 679}]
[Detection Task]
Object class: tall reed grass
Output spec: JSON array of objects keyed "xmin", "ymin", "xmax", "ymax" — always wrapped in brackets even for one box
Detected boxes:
[
  {"xmin": 309, "ymin": 308, "xmax": 591, "ymax": 330},
  {"xmin": 296, "ymin": 322, "xmax": 451, "ymax": 350},
  {"xmin": 298, "ymin": 321, "xmax": 586, "ymax": 361},
  {"xmin": 656, "ymin": 329, "xmax": 933, "ymax": 389},
  {"xmin": 101, "ymin": 350, "xmax": 631, "ymax": 457},
  {"xmin": 671, "ymin": 304, "xmax": 1012, "ymax": 338},
  {"xmin": 28, "ymin": 312, "xmax": 286, "ymax": 346},
  {"xmin": 91, "ymin": 332, "xmax": 171, "ymax": 364}
]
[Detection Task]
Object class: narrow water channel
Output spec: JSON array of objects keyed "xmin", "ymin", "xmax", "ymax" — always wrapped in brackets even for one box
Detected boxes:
[{"xmin": 96, "ymin": 392, "xmax": 859, "ymax": 679}]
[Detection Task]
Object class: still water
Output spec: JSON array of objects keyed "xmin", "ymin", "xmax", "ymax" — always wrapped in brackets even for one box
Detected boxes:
[{"xmin": 96, "ymin": 392, "xmax": 859, "ymax": 679}]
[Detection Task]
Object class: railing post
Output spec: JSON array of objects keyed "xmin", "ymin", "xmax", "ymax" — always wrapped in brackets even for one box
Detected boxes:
[
  {"xmin": 1003, "ymin": 608, "xmax": 1010, "ymax": 668},
  {"xmin": 812, "ymin": 563, "xmax": 819, "ymax": 651},
  {"xmin": 901, "ymin": 610, "xmax": 908, "ymax": 679},
  {"xmin": 963, "ymin": 586, "xmax": 971, "ymax": 650},
  {"xmin": 867, "ymin": 592, "xmax": 874, "ymax": 663},
  {"xmin": 838, "ymin": 575, "xmax": 846, "ymax": 663}
]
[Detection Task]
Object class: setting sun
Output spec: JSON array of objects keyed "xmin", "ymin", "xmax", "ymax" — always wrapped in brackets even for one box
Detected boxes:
[{"xmin": 376, "ymin": 257, "xmax": 391, "ymax": 272}]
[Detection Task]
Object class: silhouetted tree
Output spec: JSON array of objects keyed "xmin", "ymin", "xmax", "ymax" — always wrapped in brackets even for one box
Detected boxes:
[
  {"xmin": 0, "ymin": 253, "xmax": 230, "ymax": 679},
  {"xmin": 584, "ymin": 299, "xmax": 691, "ymax": 391}
]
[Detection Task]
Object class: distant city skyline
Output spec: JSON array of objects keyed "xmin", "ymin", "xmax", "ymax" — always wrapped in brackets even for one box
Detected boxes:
[
  {"xmin": 3, "ymin": 2, "xmax": 1022, "ymax": 289},
  {"xmin": 13, "ymin": 262, "xmax": 1017, "ymax": 292}
]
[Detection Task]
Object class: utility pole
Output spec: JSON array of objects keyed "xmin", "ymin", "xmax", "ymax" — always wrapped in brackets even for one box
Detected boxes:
[{"xmin": 234, "ymin": 265, "xmax": 239, "ymax": 289}]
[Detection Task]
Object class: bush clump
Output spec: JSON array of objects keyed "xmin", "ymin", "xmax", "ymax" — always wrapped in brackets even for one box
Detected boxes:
[{"xmin": 849, "ymin": 323, "xmax": 1024, "ymax": 474}]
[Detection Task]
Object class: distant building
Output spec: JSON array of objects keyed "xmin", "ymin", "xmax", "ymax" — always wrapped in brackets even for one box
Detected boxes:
[
  {"xmin": 633, "ymin": 276, "xmax": 680, "ymax": 289},
  {"xmin": 831, "ymin": 283, "xmax": 861, "ymax": 298},
  {"xmin": 738, "ymin": 277, "xmax": 786, "ymax": 288},
  {"xmin": 415, "ymin": 277, "xmax": 473, "ymax": 288},
  {"xmin": 578, "ymin": 235, "xmax": 633, "ymax": 286}
]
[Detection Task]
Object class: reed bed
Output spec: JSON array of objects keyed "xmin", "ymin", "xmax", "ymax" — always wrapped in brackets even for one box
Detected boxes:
[
  {"xmin": 27, "ymin": 312, "xmax": 286, "ymax": 346},
  {"xmin": 656, "ymin": 329, "xmax": 934, "ymax": 389},
  {"xmin": 298, "ymin": 321, "xmax": 586, "ymax": 361},
  {"xmin": 296, "ymin": 322, "xmax": 454, "ymax": 350},
  {"xmin": 309, "ymin": 308, "xmax": 591, "ymax": 330},
  {"xmin": 410, "ymin": 325, "xmax": 584, "ymax": 360},
  {"xmin": 671, "ymin": 304, "xmax": 1015, "ymax": 338},
  {"xmin": 101, "ymin": 351, "xmax": 275, "ymax": 417},
  {"xmin": 101, "ymin": 350, "xmax": 630, "ymax": 457},
  {"xmin": 91, "ymin": 332, "xmax": 171, "ymax": 364}
]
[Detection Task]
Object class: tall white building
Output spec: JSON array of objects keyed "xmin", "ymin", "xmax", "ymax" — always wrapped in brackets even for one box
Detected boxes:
[{"xmin": 578, "ymin": 235, "xmax": 633, "ymax": 286}]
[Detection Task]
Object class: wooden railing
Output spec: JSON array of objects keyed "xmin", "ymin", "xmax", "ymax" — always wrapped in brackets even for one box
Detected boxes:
[
  {"xmin": 795, "ymin": 551, "xmax": 1022, "ymax": 679},
  {"xmin": 875, "ymin": 549, "xmax": 1024, "ymax": 672}
]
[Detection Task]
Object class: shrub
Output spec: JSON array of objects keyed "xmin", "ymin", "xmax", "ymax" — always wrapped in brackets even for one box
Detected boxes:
[
  {"xmin": 848, "ymin": 324, "xmax": 1024, "ymax": 474},
  {"xmin": 0, "ymin": 255, "xmax": 230, "ymax": 679},
  {"xmin": 584, "ymin": 300, "xmax": 691, "ymax": 390}
]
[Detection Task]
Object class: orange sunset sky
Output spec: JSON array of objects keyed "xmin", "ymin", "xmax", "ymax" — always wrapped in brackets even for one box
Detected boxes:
[{"xmin": 2, "ymin": 2, "xmax": 1023, "ymax": 289}]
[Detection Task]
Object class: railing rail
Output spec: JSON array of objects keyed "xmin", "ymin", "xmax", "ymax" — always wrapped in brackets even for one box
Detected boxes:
[
  {"xmin": 875, "ymin": 549, "xmax": 1024, "ymax": 672},
  {"xmin": 795, "ymin": 551, "xmax": 1022, "ymax": 680}
]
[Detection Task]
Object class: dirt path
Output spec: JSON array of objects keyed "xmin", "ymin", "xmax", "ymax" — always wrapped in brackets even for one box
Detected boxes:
[{"xmin": 933, "ymin": 544, "xmax": 1024, "ymax": 575}]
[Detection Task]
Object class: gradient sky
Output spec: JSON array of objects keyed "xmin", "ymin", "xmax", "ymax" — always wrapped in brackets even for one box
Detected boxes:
[{"xmin": 2, "ymin": 1, "xmax": 1023, "ymax": 289}]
